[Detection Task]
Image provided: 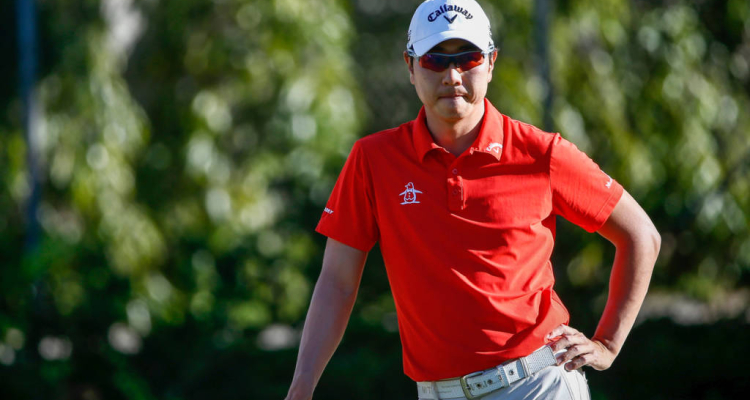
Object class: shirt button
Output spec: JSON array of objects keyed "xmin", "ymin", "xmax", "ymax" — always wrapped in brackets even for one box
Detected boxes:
[
  {"xmin": 452, "ymin": 169, "xmax": 458, "ymax": 175},
  {"xmin": 452, "ymin": 189, "xmax": 458, "ymax": 195}
]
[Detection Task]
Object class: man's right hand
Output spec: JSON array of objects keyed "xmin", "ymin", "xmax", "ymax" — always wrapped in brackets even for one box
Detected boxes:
[{"xmin": 284, "ymin": 238, "xmax": 368, "ymax": 400}]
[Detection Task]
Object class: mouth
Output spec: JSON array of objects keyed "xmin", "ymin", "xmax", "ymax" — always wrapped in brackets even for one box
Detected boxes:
[{"xmin": 439, "ymin": 93, "xmax": 466, "ymax": 99}]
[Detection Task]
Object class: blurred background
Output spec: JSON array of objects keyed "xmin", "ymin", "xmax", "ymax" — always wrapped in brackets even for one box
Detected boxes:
[{"xmin": 1, "ymin": 0, "xmax": 749, "ymax": 399}]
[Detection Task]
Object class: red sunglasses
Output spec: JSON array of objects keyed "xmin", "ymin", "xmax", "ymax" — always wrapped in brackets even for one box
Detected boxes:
[{"xmin": 411, "ymin": 50, "xmax": 490, "ymax": 73}]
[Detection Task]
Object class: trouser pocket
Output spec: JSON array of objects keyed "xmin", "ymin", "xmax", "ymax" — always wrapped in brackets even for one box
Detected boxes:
[{"xmin": 561, "ymin": 368, "xmax": 590, "ymax": 400}]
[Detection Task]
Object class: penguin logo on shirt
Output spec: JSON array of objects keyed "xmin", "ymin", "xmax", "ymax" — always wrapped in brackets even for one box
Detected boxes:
[{"xmin": 400, "ymin": 182, "xmax": 422, "ymax": 205}]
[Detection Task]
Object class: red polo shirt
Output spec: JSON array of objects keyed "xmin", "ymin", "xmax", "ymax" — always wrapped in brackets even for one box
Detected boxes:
[{"xmin": 316, "ymin": 99, "xmax": 623, "ymax": 381}]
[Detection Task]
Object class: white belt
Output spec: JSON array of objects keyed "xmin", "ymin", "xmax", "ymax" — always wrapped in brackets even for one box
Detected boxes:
[{"xmin": 416, "ymin": 345, "xmax": 557, "ymax": 399}]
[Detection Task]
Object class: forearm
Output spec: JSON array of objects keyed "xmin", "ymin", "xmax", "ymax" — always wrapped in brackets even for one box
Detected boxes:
[
  {"xmin": 592, "ymin": 228, "xmax": 660, "ymax": 355},
  {"xmin": 550, "ymin": 191, "xmax": 660, "ymax": 371},
  {"xmin": 286, "ymin": 273, "xmax": 360, "ymax": 400}
]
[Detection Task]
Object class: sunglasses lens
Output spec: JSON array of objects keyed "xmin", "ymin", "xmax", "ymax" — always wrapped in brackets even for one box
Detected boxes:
[
  {"xmin": 419, "ymin": 54, "xmax": 450, "ymax": 72},
  {"xmin": 418, "ymin": 51, "xmax": 485, "ymax": 72},
  {"xmin": 456, "ymin": 52, "xmax": 484, "ymax": 70}
]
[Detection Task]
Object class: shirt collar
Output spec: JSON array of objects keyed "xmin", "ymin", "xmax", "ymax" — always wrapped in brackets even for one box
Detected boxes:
[
  {"xmin": 470, "ymin": 98, "xmax": 505, "ymax": 161},
  {"xmin": 412, "ymin": 98, "xmax": 505, "ymax": 163}
]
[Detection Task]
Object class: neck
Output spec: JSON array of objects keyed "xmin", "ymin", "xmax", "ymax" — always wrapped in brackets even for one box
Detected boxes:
[{"xmin": 424, "ymin": 101, "xmax": 486, "ymax": 157}]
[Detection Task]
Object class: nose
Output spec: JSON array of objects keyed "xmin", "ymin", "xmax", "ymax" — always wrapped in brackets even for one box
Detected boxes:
[{"xmin": 442, "ymin": 64, "xmax": 462, "ymax": 86}]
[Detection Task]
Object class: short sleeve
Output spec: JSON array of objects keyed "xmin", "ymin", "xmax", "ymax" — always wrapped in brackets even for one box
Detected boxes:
[
  {"xmin": 550, "ymin": 135, "xmax": 623, "ymax": 232},
  {"xmin": 315, "ymin": 141, "xmax": 380, "ymax": 251}
]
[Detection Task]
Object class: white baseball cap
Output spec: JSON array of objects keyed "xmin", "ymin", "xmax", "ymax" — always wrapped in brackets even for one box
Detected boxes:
[{"xmin": 407, "ymin": 0, "xmax": 494, "ymax": 57}]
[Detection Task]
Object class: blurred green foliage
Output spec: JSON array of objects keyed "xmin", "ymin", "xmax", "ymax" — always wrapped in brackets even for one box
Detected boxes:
[{"xmin": 0, "ymin": 0, "xmax": 748, "ymax": 399}]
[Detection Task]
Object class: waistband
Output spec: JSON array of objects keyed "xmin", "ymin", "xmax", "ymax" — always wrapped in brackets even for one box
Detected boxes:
[{"xmin": 416, "ymin": 345, "xmax": 557, "ymax": 399}]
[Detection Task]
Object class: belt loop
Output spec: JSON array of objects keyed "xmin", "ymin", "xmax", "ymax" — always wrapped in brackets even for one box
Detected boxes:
[
  {"xmin": 496, "ymin": 365, "xmax": 509, "ymax": 388},
  {"xmin": 430, "ymin": 381, "xmax": 441, "ymax": 400},
  {"xmin": 520, "ymin": 356, "xmax": 531, "ymax": 378}
]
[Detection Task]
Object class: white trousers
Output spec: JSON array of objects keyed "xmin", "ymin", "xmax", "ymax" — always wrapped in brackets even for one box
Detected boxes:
[{"xmin": 417, "ymin": 365, "xmax": 590, "ymax": 400}]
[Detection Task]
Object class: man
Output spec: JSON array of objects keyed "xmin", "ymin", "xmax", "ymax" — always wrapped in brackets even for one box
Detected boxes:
[{"xmin": 286, "ymin": 0, "xmax": 660, "ymax": 399}]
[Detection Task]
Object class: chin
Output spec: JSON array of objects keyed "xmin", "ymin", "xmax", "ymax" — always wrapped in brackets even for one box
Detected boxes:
[{"xmin": 437, "ymin": 102, "xmax": 471, "ymax": 118}]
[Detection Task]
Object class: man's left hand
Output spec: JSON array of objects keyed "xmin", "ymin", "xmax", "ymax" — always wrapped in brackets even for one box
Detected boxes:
[{"xmin": 546, "ymin": 324, "xmax": 617, "ymax": 371}]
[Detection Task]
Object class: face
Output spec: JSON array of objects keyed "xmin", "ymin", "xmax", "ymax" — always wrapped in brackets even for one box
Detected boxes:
[{"xmin": 404, "ymin": 39, "xmax": 497, "ymax": 123}]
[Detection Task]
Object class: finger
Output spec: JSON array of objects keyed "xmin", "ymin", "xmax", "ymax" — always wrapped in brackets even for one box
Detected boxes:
[
  {"xmin": 556, "ymin": 342, "xmax": 592, "ymax": 365},
  {"xmin": 564, "ymin": 357, "xmax": 586, "ymax": 371},
  {"xmin": 549, "ymin": 331, "xmax": 587, "ymax": 353},
  {"xmin": 546, "ymin": 324, "xmax": 578, "ymax": 340},
  {"xmin": 565, "ymin": 354, "xmax": 588, "ymax": 370},
  {"xmin": 549, "ymin": 336, "xmax": 570, "ymax": 353}
]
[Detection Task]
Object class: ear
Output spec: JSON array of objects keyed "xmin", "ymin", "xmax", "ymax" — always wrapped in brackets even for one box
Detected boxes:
[
  {"xmin": 403, "ymin": 51, "xmax": 415, "ymax": 85},
  {"xmin": 487, "ymin": 50, "xmax": 498, "ymax": 82}
]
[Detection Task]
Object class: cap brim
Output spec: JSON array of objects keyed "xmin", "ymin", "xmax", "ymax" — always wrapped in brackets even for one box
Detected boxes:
[{"xmin": 411, "ymin": 30, "xmax": 491, "ymax": 56}]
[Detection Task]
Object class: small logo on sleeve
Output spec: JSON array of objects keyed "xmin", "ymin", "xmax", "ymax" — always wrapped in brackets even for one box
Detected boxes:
[
  {"xmin": 604, "ymin": 173, "xmax": 613, "ymax": 189},
  {"xmin": 399, "ymin": 182, "xmax": 422, "ymax": 205},
  {"xmin": 324, "ymin": 207, "xmax": 334, "ymax": 214}
]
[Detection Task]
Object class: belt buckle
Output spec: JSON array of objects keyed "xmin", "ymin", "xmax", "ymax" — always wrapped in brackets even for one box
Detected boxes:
[{"xmin": 459, "ymin": 370, "xmax": 483, "ymax": 400}]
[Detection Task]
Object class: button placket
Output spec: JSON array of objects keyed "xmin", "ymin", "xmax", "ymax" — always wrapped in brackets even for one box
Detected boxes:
[{"xmin": 447, "ymin": 163, "xmax": 465, "ymax": 211}]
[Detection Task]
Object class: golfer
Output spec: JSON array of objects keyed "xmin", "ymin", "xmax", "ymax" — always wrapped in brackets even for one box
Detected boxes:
[{"xmin": 286, "ymin": 0, "xmax": 660, "ymax": 398}]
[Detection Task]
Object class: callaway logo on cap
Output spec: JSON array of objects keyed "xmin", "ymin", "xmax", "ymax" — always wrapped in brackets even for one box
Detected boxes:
[{"xmin": 407, "ymin": 0, "xmax": 494, "ymax": 57}]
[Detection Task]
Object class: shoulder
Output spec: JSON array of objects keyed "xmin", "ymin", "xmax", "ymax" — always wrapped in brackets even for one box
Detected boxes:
[
  {"xmin": 356, "ymin": 125, "xmax": 403, "ymax": 149},
  {"xmin": 502, "ymin": 114, "xmax": 559, "ymax": 160},
  {"xmin": 352, "ymin": 122, "xmax": 412, "ymax": 158}
]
